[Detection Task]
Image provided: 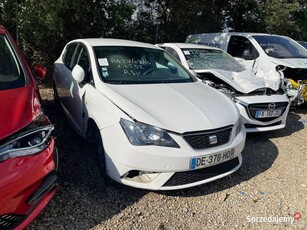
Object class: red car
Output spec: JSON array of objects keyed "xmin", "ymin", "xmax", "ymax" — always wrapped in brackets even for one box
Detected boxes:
[{"xmin": 0, "ymin": 25, "xmax": 58, "ymax": 229}]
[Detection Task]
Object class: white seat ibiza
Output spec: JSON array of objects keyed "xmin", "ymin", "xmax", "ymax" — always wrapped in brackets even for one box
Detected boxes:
[{"xmin": 53, "ymin": 39, "xmax": 246, "ymax": 190}]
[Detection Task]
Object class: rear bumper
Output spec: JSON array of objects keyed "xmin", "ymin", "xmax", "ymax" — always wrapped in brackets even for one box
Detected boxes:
[{"xmin": 0, "ymin": 140, "xmax": 58, "ymax": 230}]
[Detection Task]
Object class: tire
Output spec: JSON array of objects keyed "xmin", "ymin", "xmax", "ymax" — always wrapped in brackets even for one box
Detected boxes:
[{"xmin": 94, "ymin": 129, "xmax": 120, "ymax": 187}]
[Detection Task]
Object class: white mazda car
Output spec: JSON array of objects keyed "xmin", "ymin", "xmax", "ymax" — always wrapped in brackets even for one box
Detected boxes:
[
  {"xmin": 53, "ymin": 39, "xmax": 246, "ymax": 190},
  {"xmin": 158, "ymin": 43, "xmax": 290, "ymax": 132}
]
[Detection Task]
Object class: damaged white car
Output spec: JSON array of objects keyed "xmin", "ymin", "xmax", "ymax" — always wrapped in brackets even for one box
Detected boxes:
[
  {"xmin": 158, "ymin": 43, "xmax": 290, "ymax": 132},
  {"xmin": 53, "ymin": 39, "xmax": 246, "ymax": 190},
  {"xmin": 186, "ymin": 33, "xmax": 307, "ymax": 105}
]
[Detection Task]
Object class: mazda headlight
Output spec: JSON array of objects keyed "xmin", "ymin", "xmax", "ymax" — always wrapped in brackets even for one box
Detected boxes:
[
  {"xmin": 0, "ymin": 114, "xmax": 54, "ymax": 162},
  {"xmin": 120, "ymin": 118, "xmax": 179, "ymax": 148},
  {"xmin": 234, "ymin": 119, "xmax": 243, "ymax": 137}
]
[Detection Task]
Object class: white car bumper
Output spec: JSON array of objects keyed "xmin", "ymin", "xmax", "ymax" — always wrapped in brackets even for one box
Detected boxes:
[
  {"xmin": 235, "ymin": 94, "xmax": 290, "ymax": 133},
  {"xmin": 100, "ymin": 123, "xmax": 246, "ymax": 190}
]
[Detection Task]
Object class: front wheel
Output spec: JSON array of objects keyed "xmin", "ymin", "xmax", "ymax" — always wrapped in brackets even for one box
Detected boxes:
[{"xmin": 94, "ymin": 131, "xmax": 120, "ymax": 187}]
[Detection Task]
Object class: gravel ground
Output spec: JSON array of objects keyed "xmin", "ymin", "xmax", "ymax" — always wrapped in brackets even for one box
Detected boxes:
[{"xmin": 29, "ymin": 87, "xmax": 306, "ymax": 230}]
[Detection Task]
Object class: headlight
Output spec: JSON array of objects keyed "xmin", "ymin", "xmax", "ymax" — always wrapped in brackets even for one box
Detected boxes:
[
  {"xmin": 234, "ymin": 119, "xmax": 243, "ymax": 137},
  {"xmin": 120, "ymin": 118, "xmax": 180, "ymax": 148},
  {"xmin": 0, "ymin": 114, "xmax": 54, "ymax": 162}
]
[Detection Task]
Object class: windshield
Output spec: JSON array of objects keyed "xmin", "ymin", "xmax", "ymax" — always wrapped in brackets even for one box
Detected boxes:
[
  {"xmin": 253, "ymin": 35, "xmax": 307, "ymax": 59},
  {"xmin": 182, "ymin": 48, "xmax": 245, "ymax": 72},
  {"xmin": 94, "ymin": 46, "xmax": 193, "ymax": 84},
  {"xmin": 0, "ymin": 35, "xmax": 25, "ymax": 90}
]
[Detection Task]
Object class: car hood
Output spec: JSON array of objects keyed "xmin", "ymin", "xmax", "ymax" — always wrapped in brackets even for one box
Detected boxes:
[
  {"xmin": 0, "ymin": 86, "xmax": 41, "ymax": 139},
  {"xmin": 195, "ymin": 69, "xmax": 266, "ymax": 94},
  {"xmin": 270, "ymin": 57, "xmax": 307, "ymax": 69},
  {"xmin": 102, "ymin": 82, "xmax": 239, "ymax": 133}
]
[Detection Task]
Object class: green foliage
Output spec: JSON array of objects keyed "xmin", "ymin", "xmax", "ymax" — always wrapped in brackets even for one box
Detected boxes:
[
  {"xmin": 1, "ymin": 0, "xmax": 135, "ymax": 67},
  {"xmin": 135, "ymin": 0, "xmax": 225, "ymax": 43},
  {"xmin": 259, "ymin": 0, "xmax": 300, "ymax": 36},
  {"xmin": 223, "ymin": 0, "xmax": 263, "ymax": 32},
  {"xmin": 0, "ymin": 0, "xmax": 306, "ymax": 82}
]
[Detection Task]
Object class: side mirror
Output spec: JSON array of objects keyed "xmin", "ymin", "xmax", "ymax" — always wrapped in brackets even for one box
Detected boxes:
[
  {"xmin": 72, "ymin": 65, "xmax": 85, "ymax": 83},
  {"xmin": 32, "ymin": 64, "xmax": 47, "ymax": 79},
  {"xmin": 242, "ymin": 49, "xmax": 254, "ymax": 60}
]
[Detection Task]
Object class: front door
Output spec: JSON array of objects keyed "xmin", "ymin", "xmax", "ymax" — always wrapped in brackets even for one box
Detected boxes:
[{"xmin": 227, "ymin": 35, "xmax": 259, "ymax": 70}]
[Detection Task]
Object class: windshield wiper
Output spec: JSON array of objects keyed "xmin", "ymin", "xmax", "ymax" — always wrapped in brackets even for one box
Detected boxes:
[{"xmin": 105, "ymin": 80, "xmax": 128, "ymax": 84}]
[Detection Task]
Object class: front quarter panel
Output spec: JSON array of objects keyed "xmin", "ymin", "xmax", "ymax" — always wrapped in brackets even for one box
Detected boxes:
[{"xmin": 84, "ymin": 84, "xmax": 128, "ymax": 132}]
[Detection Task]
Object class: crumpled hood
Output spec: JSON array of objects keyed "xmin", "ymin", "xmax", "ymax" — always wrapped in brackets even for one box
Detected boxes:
[
  {"xmin": 270, "ymin": 57, "xmax": 307, "ymax": 69},
  {"xmin": 195, "ymin": 69, "xmax": 267, "ymax": 94},
  {"xmin": 102, "ymin": 82, "xmax": 239, "ymax": 133},
  {"xmin": 0, "ymin": 86, "xmax": 41, "ymax": 139}
]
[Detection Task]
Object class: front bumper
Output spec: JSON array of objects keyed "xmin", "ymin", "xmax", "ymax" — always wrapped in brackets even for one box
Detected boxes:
[
  {"xmin": 235, "ymin": 94, "xmax": 290, "ymax": 132},
  {"xmin": 0, "ymin": 139, "xmax": 58, "ymax": 230},
  {"xmin": 100, "ymin": 123, "xmax": 246, "ymax": 190}
]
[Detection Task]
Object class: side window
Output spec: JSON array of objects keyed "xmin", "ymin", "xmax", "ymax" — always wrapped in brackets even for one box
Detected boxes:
[
  {"xmin": 165, "ymin": 47, "xmax": 181, "ymax": 61},
  {"xmin": 227, "ymin": 36, "xmax": 259, "ymax": 60},
  {"xmin": 63, "ymin": 43, "xmax": 77, "ymax": 69},
  {"xmin": 75, "ymin": 45, "xmax": 92, "ymax": 84}
]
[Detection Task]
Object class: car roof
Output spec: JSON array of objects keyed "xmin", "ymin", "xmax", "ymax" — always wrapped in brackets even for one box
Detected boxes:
[
  {"xmin": 160, "ymin": 42, "xmax": 221, "ymax": 50},
  {"xmin": 70, "ymin": 38, "xmax": 162, "ymax": 50},
  {"xmin": 189, "ymin": 32, "xmax": 290, "ymax": 39}
]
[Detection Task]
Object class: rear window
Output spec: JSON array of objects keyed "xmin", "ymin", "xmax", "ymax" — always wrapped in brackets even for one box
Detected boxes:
[{"xmin": 0, "ymin": 35, "xmax": 25, "ymax": 90}]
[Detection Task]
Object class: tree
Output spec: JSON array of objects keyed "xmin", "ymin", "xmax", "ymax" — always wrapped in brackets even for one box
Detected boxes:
[
  {"xmin": 135, "ymin": 0, "xmax": 225, "ymax": 43},
  {"xmin": 14, "ymin": 0, "xmax": 134, "ymax": 69},
  {"xmin": 0, "ymin": 0, "xmax": 20, "ymax": 41},
  {"xmin": 259, "ymin": 0, "xmax": 300, "ymax": 36},
  {"xmin": 223, "ymin": 0, "xmax": 263, "ymax": 32}
]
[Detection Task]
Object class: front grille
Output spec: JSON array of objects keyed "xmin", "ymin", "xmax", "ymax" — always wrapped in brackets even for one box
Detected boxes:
[
  {"xmin": 183, "ymin": 126, "xmax": 232, "ymax": 150},
  {"xmin": 0, "ymin": 214, "xmax": 25, "ymax": 230},
  {"xmin": 163, "ymin": 157, "xmax": 240, "ymax": 187},
  {"xmin": 247, "ymin": 102, "xmax": 288, "ymax": 122}
]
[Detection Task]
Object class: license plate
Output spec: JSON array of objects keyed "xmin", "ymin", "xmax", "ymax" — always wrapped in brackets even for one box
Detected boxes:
[
  {"xmin": 190, "ymin": 148, "xmax": 235, "ymax": 170},
  {"xmin": 255, "ymin": 109, "xmax": 282, "ymax": 118}
]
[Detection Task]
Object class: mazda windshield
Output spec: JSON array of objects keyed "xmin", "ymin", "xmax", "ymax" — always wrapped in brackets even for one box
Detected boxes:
[
  {"xmin": 253, "ymin": 35, "xmax": 307, "ymax": 59},
  {"xmin": 94, "ymin": 46, "xmax": 194, "ymax": 84},
  {"xmin": 182, "ymin": 48, "xmax": 245, "ymax": 72}
]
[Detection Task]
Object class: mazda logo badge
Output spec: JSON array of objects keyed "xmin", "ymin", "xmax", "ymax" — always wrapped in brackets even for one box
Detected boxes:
[
  {"xmin": 268, "ymin": 103, "xmax": 276, "ymax": 110},
  {"xmin": 209, "ymin": 135, "xmax": 218, "ymax": 145}
]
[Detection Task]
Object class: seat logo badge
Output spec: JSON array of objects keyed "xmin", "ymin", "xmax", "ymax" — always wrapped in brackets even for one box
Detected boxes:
[
  {"xmin": 268, "ymin": 103, "xmax": 276, "ymax": 110},
  {"xmin": 209, "ymin": 135, "xmax": 218, "ymax": 145}
]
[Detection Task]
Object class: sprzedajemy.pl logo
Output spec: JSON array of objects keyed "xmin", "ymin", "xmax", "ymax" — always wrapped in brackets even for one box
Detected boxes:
[{"xmin": 247, "ymin": 212, "xmax": 301, "ymax": 225}]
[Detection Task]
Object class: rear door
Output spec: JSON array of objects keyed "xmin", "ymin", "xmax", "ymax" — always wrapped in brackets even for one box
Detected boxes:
[{"xmin": 54, "ymin": 42, "xmax": 78, "ymax": 112}]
